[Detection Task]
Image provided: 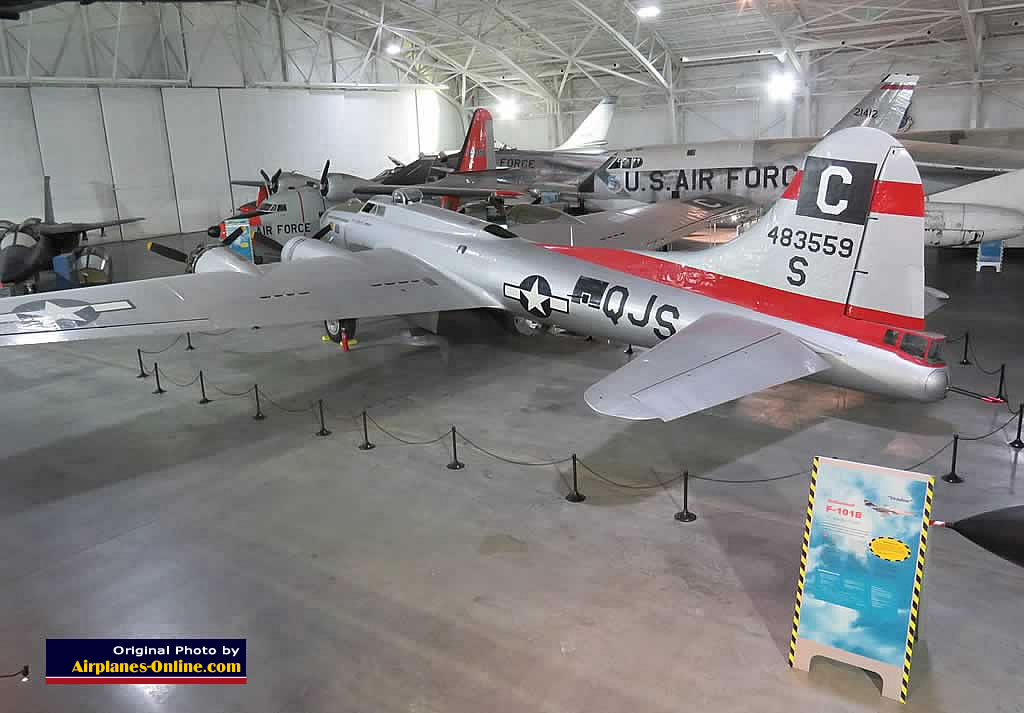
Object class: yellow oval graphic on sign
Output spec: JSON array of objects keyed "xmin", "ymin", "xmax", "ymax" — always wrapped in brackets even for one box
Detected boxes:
[{"xmin": 869, "ymin": 536, "xmax": 911, "ymax": 562}]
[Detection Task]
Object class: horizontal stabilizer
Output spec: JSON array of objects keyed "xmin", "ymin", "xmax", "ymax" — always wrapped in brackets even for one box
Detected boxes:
[{"xmin": 585, "ymin": 313, "xmax": 829, "ymax": 421}]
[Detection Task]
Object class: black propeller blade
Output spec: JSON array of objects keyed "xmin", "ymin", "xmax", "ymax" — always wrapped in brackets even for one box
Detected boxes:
[
  {"xmin": 146, "ymin": 241, "xmax": 188, "ymax": 263},
  {"xmin": 251, "ymin": 232, "xmax": 283, "ymax": 252},
  {"xmin": 221, "ymin": 226, "xmax": 245, "ymax": 246},
  {"xmin": 271, "ymin": 168, "xmax": 282, "ymax": 194},
  {"xmin": 260, "ymin": 169, "xmax": 272, "ymax": 194},
  {"xmin": 311, "ymin": 225, "xmax": 331, "ymax": 241},
  {"xmin": 320, "ymin": 160, "xmax": 330, "ymax": 197}
]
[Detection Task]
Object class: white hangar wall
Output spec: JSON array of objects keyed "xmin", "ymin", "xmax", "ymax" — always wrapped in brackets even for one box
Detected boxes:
[{"xmin": 0, "ymin": 2, "xmax": 462, "ymax": 239}]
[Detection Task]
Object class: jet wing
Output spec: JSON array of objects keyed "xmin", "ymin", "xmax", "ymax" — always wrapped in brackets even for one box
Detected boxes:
[
  {"xmin": 36, "ymin": 218, "xmax": 144, "ymax": 235},
  {"xmin": 584, "ymin": 313, "xmax": 829, "ymax": 422},
  {"xmin": 352, "ymin": 184, "xmax": 521, "ymax": 199},
  {"xmin": 0, "ymin": 248, "xmax": 497, "ymax": 347},
  {"xmin": 514, "ymin": 196, "xmax": 749, "ymax": 250}
]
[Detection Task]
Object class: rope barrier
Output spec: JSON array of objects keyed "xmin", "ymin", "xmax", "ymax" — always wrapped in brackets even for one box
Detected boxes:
[
  {"xmin": 455, "ymin": 431, "xmax": 573, "ymax": 467},
  {"xmin": 365, "ymin": 412, "xmax": 449, "ymax": 445},
  {"xmin": 139, "ymin": 335, "xmax": 183, "ymax": 355}
]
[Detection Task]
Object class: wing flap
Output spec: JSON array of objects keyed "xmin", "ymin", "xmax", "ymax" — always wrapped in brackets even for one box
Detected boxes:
[{"xmin": 584, "ymin": 313, "xmax": 829, "ymax": 422}]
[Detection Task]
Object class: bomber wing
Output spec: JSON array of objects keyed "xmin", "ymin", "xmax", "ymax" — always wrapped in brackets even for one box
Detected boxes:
[
  {"xmin": 0, "ymin": 248, "xmax": 497, "ymax": 347},
  {"xmin": 351, "ymin": 183, "xmax": 521, "ymax": 199},
  {"xmin": 514, "ymin": 196, "xmax": 749, "ymax": 250},
  {"xmin": 36, "ymin": 217, "xmax": 144, "ymax": 236},
  {"xmin": 584, "ymin": 313, "xmax": 829, "ymax": 422}
]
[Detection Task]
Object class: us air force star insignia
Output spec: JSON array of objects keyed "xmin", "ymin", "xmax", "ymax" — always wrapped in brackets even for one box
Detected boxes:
[
  {"xmin": 502, "ymin": 275, "xmax": 570, "ymax": 319},
  {"xmin": 0, "ymin": 298, "xmax": 135, "ymax": 329}
]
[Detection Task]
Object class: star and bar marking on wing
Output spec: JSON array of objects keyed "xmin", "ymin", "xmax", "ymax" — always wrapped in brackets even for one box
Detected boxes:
[
  {"xmin": 503, "ymin": 275, "xmax": 569, "ymax": 319},
  {"xmin": 0, "ymin": 298, "xmax": 135, "ymax": 329}
]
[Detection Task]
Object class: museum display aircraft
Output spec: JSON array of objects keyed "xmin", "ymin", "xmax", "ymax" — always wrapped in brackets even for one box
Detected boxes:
[
  {"xmin": 0, "ymin": 176, "xmax": 141, "ymax": 292},
  {"xmin": 0, "ymin": 127, "xmax": 948, "ymax": 422},
  {"xmin": 580, "ymin": 74, "xmax": 1024, "ymax": 247}
]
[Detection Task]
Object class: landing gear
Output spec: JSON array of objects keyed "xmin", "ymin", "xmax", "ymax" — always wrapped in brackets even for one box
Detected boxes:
[
  {"xmin": 324, "ymin": 318, "xmax": 358, "ymax": 343},
  {"xmin": 504, "ymin": 314, "xmax": 545, "ymax": 336}
]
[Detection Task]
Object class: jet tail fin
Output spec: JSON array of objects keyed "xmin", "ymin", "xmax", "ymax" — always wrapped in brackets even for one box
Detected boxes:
[
  {"xmin": 455, "ymin": 108, "xmax": 495, "ymax": 173},
  {"xmin": 686, "ymin": 127, "xmax": 926, "ymax": 331},
  {"xmin": 555, "ymin": 97, "xmax": 618, "ymax": 151},
  {"xmin": 827, "ymin": 73, "xmax": 918, "ymax": 135},
  {"xmin": 43, "ymin": 176, "xmax": 55, "ymax": 224}
]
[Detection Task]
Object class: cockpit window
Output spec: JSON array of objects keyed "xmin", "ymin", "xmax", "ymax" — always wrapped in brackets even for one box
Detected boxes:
[
  {"xmin": 360, "ymin": 202, "xmax": 376, "ymax": 214},
  {"xmin": 483, "ymin": 224, "xmax": 518, "ymax": 239},
  {"xmin": 375, "ymin": 205, "xmax": 386, "ymax": 216},
  {"xmin": 883, "ymin": 329, "xmax": 901, "ymax": 346},
  {"xmin": 899, "ymin": 333, "xmax": 928, "ymax": 359},
  {"xmin": 927, "ymin": 339, "xmax": 943, "ymax": 363}
]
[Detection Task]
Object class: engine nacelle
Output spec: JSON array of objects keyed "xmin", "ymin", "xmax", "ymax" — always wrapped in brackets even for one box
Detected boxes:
[
  {"xmin": 191, "ymin": 246, "xmax": 262, "ymax": 276},
  {"xmin": 924, "ymin": 201, "xmax": 1024, "ymax": 246},
  {"xmin": 322, "ymin": 173, "xmax": 373, "ymax": 203},
  {"xmin": 280, "ymin": 236, "xmax": 351, "ymax": 263}
]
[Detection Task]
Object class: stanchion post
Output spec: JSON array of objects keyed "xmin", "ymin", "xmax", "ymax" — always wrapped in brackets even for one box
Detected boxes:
[
  {"xmin": 152, "ymin": 363, "xmax": 166, "ymax": 395},
  {"xmin": 358, "ymin": 409, "xmax": 375, "ymax": 450},
  {"xmin": 446, "ymin": 426, "xmax": 464, "ymax": 470},
  {"xmin": 942, "ymin": 434, "xmax": 965, "ymax": 484},
  {"xmin": 997, "ymin": 363, "xmax": 1007, "ymax": 402},
  {"xmin": 674, "ymin": 469, "xmax": 698, "ymax": 522},
  {"xmin": 1010, "ymin": 403, "xmax": 1024, "ymax": 449},
  {"xmin": 136, "ymin": 349, "xmax": 147, "ymax": 378},
  {"xmin": 960, "ymin": 331, "xmax": 971, "ymax": 366},
  {"xmin": 185, "ymin": 332, "xmax": 195, "ymax": 351},
  {"xmin": 316, "ymin": 399, "xmax": 331, "ymax": 437},
  {"xmin": 253, "ymin": 385, "xmax": 265, "ymax": 421},
  {"xmin": 565, "ymin": 453, "xmax": 586, "ymax": 503},
  {"xmin": 198, "ymin": 371, "xmax": 211, "ymax": 404}
]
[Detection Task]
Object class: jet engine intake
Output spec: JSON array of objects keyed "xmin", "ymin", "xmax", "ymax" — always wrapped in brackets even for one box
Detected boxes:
[{"xmin": 924, "ymin": 201, "xmax": 1024, "ymax": 246}]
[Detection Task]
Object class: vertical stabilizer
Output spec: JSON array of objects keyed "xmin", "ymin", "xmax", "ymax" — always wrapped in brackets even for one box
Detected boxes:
[
  {"xmin": 827, "ymin": 73, "xmax": 917, "ymax": 134},
  {"xmin": 43, "ymin": 175, "xmax": 55, "ymax": 224},
  {"xmin": 455, "ymin": 108, "xmax": 495, "ymax": 172},
  {"xmin": 555, "ymin": 97, "xmax": 618, "ymax": 151}
]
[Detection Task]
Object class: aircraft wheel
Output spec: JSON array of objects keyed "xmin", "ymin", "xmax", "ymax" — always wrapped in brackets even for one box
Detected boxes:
[
  {"xmin": 505, "ymin": 314, "xmax": 545, "ymax": 336},
  {"xmin": 324, "ymin": 318, "xmax": 358, "ymax": 343}
]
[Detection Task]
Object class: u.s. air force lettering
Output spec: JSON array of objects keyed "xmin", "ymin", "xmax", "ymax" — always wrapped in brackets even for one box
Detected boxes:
[
  {"xmin": 615, "ymin": 164, "xmax": 800, "ymax": 194},
  {"xmin": 0, "ymin": 298, "xmax": 135, "ymax": 329}
]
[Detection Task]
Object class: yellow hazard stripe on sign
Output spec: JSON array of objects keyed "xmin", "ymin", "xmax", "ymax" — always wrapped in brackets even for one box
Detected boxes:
[
  {"xmin": 789, "ymin": 457, "xmax": 818, "ymax": 667},
  {"xmin": 900, "ymin": 477, "xmax": 934, "ymax": 703}
]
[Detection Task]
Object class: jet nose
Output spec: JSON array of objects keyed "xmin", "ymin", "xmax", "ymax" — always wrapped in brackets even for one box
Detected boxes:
[{"xmin": 924, "ymin": 368, "xmax": 949, "ymax": 401}]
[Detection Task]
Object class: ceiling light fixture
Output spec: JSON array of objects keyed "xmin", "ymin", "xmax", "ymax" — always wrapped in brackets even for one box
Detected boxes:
[
  {"xmin": 385, "ymin": 41, "xmax": 401, "ymax": 55},
  {"xmin": 766, "ymin": 72, "xmax": 797, "ymax": 101},
  {"xmin": 636, "ymin": 5, "xmax": 661, "ymax": 19},
  {"xmin": 497, "ymin": 98, "xmax": 520, "ymax": 120}
]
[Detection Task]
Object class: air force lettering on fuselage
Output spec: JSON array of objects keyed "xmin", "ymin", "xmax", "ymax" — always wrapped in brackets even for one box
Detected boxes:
[
  {"xmin": 613, "ymin": 164, "xmax": 801, "ymax": 196},
  {"xmin": 255, "ymin": 222, "xmax": 314, "ymax": 238}
]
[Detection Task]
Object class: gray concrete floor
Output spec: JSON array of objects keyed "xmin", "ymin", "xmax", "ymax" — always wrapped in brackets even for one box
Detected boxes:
[{"xmin": 1, "ymin": 248, "xmax": 1022, "ymax": 712}]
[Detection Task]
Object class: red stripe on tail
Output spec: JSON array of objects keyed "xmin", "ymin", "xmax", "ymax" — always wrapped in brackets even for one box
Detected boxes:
[
  {"xmin": 457, "ymin": 109, "xmax": 492, "ymax": 173},
  {"xmin": 780, "ymin": 170, "xmax": 923, "ymax": 217}
]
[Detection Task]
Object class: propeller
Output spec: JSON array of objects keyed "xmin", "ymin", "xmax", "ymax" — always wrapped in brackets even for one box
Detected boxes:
[
  {"xmin": 259, "ymin": 168, "xmax": 283, "ymax": 195},
  {"xmin": 146, "ymin": 241, "xmax": 188, "ymax": 264},
  {"xmin": 319, "ymin": 160, "xmax": 331, "ymax": 197},
  {"xmin": 311, "ymin": 224, "xmax": 331, "ymax": 240},
  {"xmin": 271, "ymin": 168, "xmax": 282, "ymax": 193},
  {"xmin": 260, "ymin": 169, "xmax": 272, "ymax": 195}
]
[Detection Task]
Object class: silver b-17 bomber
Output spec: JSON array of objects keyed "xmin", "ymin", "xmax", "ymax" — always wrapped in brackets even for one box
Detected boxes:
[{"xmin": 0, "ymin": 127, "xmax": 949, "ymax": 422}]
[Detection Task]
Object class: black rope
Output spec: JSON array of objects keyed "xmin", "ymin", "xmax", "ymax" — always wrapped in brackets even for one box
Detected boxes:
[
  {"xmin": 0, "ymin": 669, "xmax": 25, "ymax": 679},
  {"xmin": 365, "ymin": 413, "xmax": 449, "ymax": 445},
  {"xmin": 455, "ymin": 432, "xmax": 573, "ymax": 467},
  {"xmin": 904, "ymin": 439, "xmax": 954, "ymax": 471},
  {"xmin": 206, "ymin": 381, "xmax": 256, "ymax": 398},
  {"xmin": 968, "ymin": 341, "xmax": 1003, "ymax": 375},
  {"xmin": 959, "ymin": 413, "xmax": 1018, "ymax": 441},
  {"xmin": 139, "ymin": 335, "xmax": 183, "ymax": 355},
  {"xmin": 257, "ymin": 387, "xmax": 316, "ymax": 414},
  {"xmin": 198, "ymin": 329, "xmax": 234, "ymax": 336},
  {"xmin": 576, "ymin": 460, "xmax": 685, "ymax": 490},
  {"xmin": 689, "ymin": 469, "xmax": 809, "ymax": 484},
  {"xmin": 945, "ymin": 332, "xmax": 966, "ymax": 344},
  {"xmin": 157, "ymin": 368, "xmax": 200, "ymax": 388}
]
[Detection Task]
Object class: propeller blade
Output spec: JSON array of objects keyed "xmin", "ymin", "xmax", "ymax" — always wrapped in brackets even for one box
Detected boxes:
[
  {"xmin": 271, "ymin": 168, "xmax": 282, "ymax": 193},
  {"xmin": 146, "ymin": 241, "xmax": 188, "ymax": 263},
  {"xmin": 221, "ymin": 226, "xmax": 245, "ymax": 246},
  {"xmin": 320, "ymin": 160, "xmax": 331, "ymax": 197},
  {"xmin": 939, "ymin": 505, "xmax": 1024, "ymax": 569},
  {"xmin": 388, "ymin": 155, "xmax": 404, "ymax": 167},
  {"xmin": 311, "ymin": 225, "xmax": 331, "ymax": 241},
  {"xmin": 251, "ymin": 232, "xmax": 282, "ymax": 252},
  {"xmin": 260, "ymin": 169, "xmax": 271, "ymax": 185}
]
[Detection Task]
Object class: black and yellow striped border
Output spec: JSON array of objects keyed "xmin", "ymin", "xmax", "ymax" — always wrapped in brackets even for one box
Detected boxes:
[
  {"xmin": 788, "ymin": 456, "xmax": 818, "ymax": 667},
  {"xmin": 901, "ymin": 478, "xmax": 934, "ymax": 703}
]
